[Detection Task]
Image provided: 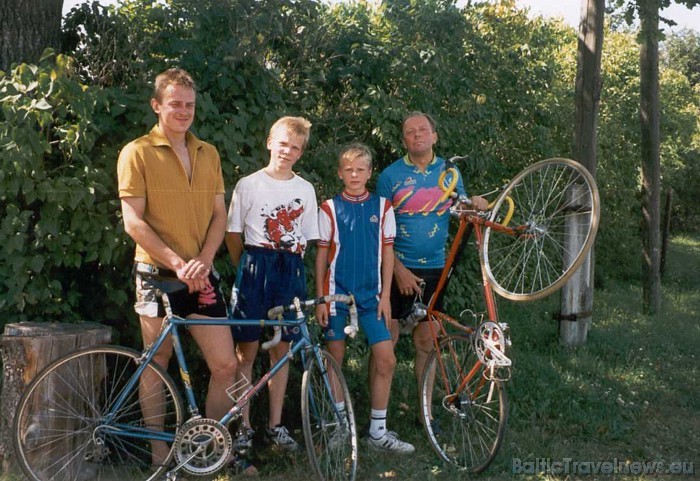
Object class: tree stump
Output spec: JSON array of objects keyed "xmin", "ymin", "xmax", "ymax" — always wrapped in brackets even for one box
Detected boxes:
[{"xmin": 0, "ymin": 322, "xmax": 112, "ymax": 474}]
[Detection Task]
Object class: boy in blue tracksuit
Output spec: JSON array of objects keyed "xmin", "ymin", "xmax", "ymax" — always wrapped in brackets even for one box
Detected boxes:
[{"xmin": 315, "ymin": 143, "xmax": 414, "ymax": 453}]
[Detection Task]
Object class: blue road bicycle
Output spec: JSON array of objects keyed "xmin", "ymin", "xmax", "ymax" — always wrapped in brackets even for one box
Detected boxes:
[{"xmin": 13, "ymin": 276, "xmax": 359, "ymax": 481}]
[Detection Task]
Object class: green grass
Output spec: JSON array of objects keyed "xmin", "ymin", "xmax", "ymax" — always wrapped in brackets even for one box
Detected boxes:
[{"xmin": 3, "ymin": 236, "xmax": 698, "ymax": 481}]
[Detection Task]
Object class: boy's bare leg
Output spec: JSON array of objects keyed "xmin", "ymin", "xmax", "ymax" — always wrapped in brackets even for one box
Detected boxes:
[
  {"xmin": 369, "ymin": 340, "xmax": 396, "ymax": 411},
  {"xmin": 235, "ymin": 340, "xmax": 259, "ymax": 429},
  {"xmin": 326, "ymin": 340, "xmax": 346, "ymax": 404},
  {"xmin": 267, "ymin": 341, "xmax": 290, "ymax": 428}
]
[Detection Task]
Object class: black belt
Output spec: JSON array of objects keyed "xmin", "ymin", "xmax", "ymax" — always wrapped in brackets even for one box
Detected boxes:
[
  {"xmin": 134, "ymin": 262, "xmax": 178, "ymax": 278},
  {"xmin": 245, "ymin": 245, "xmax": 301, "ymax": 258}
]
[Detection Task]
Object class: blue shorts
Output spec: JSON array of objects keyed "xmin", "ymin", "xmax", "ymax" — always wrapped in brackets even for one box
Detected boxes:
[
  {"xmin": 324, "ymin": 306, "xmax": 391, "ymax": 346},
  {"xmin": 230, "ymin": 246, "xmax": 306, "ymax": 343}
]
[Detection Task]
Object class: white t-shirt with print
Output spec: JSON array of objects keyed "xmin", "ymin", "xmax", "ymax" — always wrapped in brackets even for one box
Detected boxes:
[{"xmin": 227, "ymin": 169, "xmax": 318, "ymax": 256}]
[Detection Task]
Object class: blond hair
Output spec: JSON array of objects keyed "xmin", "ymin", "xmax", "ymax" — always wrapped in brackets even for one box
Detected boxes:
[
  {"xmin": 269, "ymin": 116, "xmax": 312, "ymax": 150},
  {"xmin": 338, "ymin": 142, "xmax": 373, "ymax": 170}
]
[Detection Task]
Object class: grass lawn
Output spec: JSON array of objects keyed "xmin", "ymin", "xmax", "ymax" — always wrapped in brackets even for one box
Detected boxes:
[{"xmin": 3, "ymin": 236, "xmax": 698, "ymax": 481}]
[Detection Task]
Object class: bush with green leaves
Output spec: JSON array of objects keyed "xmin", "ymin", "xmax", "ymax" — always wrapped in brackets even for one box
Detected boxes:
[{"xmin": 0, "ymin": 52, "xmax": 133, "ymax": 335}]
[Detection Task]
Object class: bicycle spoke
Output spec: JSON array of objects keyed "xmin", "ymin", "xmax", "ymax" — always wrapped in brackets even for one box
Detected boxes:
[
  {"xmin": 420, "ymin": 335, "xmax": 507, "ymax": 473},
  {"xmin": 483, "ymin": 158, "xmax": 600, "ymax": 301}
]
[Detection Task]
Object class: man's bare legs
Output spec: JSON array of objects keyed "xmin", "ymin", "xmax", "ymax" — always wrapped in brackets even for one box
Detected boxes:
[
  {"xmin": 139, "ymin": 315, "xmax": 175, "ymax": 466},
  {"xmin": 188, "ymin": 320, "xmax": 238, "ymax": 420},
  {"xmin": 139, "ymin": 316, "xmax": 237, "ymax": 465}
]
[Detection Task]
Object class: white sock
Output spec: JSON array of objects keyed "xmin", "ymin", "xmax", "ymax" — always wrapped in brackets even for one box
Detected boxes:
[{"xmin": 369, "ymin": 408, "xmax": 387, "ymax": 439}]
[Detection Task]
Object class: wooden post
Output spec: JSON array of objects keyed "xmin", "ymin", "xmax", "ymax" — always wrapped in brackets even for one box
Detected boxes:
[
  {"xmin": 561, "ymin": 0, "xmax": 603, "ymax": 346},
  {"xmin": 0, "ymin": 322, "xmax": 112, "ymax": 474},
  {"xmin": 640, "ymin": 0, "xmax": 662, "ymax": 314}
]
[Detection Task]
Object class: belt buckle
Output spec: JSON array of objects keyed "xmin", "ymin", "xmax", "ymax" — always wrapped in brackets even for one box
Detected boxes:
[{"xmin": 136, "ymin": 262, "xmax": 159, "ymax": 276}]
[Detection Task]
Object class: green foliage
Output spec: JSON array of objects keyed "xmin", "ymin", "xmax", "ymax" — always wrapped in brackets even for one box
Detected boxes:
[{"xmin": 0, "ymin": 52, "xmax": 133, "ymax": 334}]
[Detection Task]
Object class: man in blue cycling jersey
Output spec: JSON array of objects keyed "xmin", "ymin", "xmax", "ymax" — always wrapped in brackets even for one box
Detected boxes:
[{"xmin": 377, "ymin": 111, "xmax": 488, "ymax": 400}]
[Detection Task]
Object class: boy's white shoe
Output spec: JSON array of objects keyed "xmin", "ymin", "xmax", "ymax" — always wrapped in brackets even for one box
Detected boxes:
[{"xmin": 367, "ymin": 431, "xmax": 415, "ymax": 454}]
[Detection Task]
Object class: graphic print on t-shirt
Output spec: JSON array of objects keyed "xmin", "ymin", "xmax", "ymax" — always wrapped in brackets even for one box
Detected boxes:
[{"xmin": 261, "ymin": 198, "xmax": 305, "ymax": 253}]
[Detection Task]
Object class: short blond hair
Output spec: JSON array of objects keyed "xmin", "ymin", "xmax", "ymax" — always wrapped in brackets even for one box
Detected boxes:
[
  {"xmin": 338, "ymin": 142, "xmax": 373, "ymax": 170},
  {"xmin": 269, "ymin": 116, "xmax": 312, "ymax": 150},
  {"xmin": 152, "ymin": 68, "xmax": 196, "ymax": 102}
]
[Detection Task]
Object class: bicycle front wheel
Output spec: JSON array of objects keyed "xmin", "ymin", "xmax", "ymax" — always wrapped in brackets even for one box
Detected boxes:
[
  {"xmin": 420, "ymin": 335, "xmax": 507, "ymax": 473},
  {"xmin": 483, "ymin": 158, "xmax": 600, "ymax": 301},
  {"xmin": 13, "ymin": 345, "xmax": 185, "ymax": 481},
  {"xmin": 301, "ymin": 349, "xmax": 358, "ymax": 481}
]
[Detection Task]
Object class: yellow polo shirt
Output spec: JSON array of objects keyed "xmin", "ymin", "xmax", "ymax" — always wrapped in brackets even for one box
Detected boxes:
[{"xmin": 117, "ymin": 124, "xmax": 225, "ymax": 266}]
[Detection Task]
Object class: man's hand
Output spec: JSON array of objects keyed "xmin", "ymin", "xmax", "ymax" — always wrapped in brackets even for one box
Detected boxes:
[
  {"xmin": 179, "ymin": 256, "xmax": 212, "ymax": 280},
  {"xmin": 176, "ymin": 258, "xmax": 211, "ymax": 293},
  {"xmin": 470, "ymin": 195, "xmax": 489, "ymax": 211},
  {"xmin": 394, "ymin": 262, "xmax": 423, "ymax": 297}
]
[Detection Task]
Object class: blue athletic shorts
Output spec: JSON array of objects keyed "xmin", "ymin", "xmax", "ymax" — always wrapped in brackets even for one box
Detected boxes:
[
  {"xmin": 230, "ymin": 246, "xmax": 305, "ymax": 343},
  {"xmin": 324, "ymin": 306, "xmax": 391, "ymax": 346}
]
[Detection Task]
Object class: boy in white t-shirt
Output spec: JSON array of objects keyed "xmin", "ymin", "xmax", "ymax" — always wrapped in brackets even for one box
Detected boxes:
[{"xmin": 225, "ymin": 116, "xmax": 318, "ymax": 454}]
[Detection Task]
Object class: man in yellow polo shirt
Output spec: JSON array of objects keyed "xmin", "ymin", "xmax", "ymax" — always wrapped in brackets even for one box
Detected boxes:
[{"xmin": 117, "ymin": 68, "xmax": 238, "ymax": 467}]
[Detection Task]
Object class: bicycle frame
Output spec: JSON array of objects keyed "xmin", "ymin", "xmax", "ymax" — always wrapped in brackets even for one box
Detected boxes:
[
  {"xmin": 107, "ymin": 301, "xmax": 346, "ymax": 446},
  {"xmin": 424, "ymin": 209, "xmax": 515, "ymax": 401}
]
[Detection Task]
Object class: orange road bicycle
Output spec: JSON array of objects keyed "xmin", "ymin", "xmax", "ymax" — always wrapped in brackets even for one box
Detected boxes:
[{"xmin": 416, "ymin": 157, "xmax": 600, "ymax": 473}]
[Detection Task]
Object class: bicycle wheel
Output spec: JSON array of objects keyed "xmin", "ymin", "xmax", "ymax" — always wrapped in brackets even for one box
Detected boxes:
[
  {"xmin": 420, "ymin": 335, "xmax": 507, "ymax": 473},
  {"xmin": 301, "ymin": 349, "xmax": 357, "ymax": 481},
  {"xmin": 483, "ymin": 158, "xmax": 600, "ymax": 301},
  {"xmin": 13, "ymin": 345, "xmax": 185, "ymax": 481}
]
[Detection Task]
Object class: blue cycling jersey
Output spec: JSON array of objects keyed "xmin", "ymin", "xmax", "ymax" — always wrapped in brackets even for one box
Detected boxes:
[
  {"xmin": 376, "ymin": 156, "xmax": 466, "ymax": 269},
  {"xmin": 318, "ymin": 191, "xmax": 395, "ymax": 312}
]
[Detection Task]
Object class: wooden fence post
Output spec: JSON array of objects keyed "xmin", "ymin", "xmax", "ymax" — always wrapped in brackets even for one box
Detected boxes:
[{"xmin": 0, "ymin": 322, "xmax": 112, "ymax": 474}]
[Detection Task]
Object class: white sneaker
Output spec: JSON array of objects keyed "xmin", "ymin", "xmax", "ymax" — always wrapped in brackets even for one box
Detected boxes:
[
  {"xmin": 265, "ymin": 425, "xmax": 298, "ymax": 451},
  {"xmin": 367, "ymin": 431, "xmax": 415, "ymax": 454}
]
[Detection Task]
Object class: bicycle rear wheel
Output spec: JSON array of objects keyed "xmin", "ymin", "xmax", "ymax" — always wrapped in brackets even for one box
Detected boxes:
[
  {"xmin": 483, "ymin": 158, "xmax": 600, "ymax": 301},
  {"xmin": 420, "ymin": 335, "xmax": 507, "ymax": 473},
  {"xmin": 13, "ymin": 345, "xmax": 184, "ymax": 481},
  {"xmin": 301, "ymin": 349, "xmax": 357, "ymax": 481}
]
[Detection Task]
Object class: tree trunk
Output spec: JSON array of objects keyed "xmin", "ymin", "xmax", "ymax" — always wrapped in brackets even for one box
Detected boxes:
[
  {"xmin": 560, "ymin": 0, "xmax": 604, "ymax": 346},
  {"xmin": 639, "ymin": 0, "xmax": 662, "ymax": 315},
  {"xmin": 0, "ymin": 0, "xmax": 64, "ymax": 71}
]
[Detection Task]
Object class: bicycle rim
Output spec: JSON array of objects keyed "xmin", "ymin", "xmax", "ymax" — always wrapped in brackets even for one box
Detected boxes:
[
  {"xmin": 301, "ymin": 349, "xmax": 358, "ymax": 481},
  {"xmin": 13, "ymin": 346, "xmax": 184, "ymax": 481},
  {"xmin": 420, "ymin": 335, "xmax": 507, "ymax": 473},
  {"xmin": 483, "ymin": 158, "xmax": 600, "ymax": 301}
]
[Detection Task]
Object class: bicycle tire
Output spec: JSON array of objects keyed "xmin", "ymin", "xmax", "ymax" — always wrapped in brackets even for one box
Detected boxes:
[
  {"xmin": 301, "ymin": 349, "xmax": 358, "ymax": 481},
  {"xmin": 483, "ymin": 158, "xmax": 600, "ymax": 301},
  {"xmin": 420, "ymin": 335, "xmax": 507, "ymax": 473},
  {"xmin": 13, "ymin": 345, "xmax": 185, "ymax": 481}
]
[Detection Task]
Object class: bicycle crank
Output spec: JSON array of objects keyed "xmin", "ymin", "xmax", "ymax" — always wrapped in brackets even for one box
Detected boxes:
[{"xmin": 173, "ymin": 417, "xmax": 232, "ymax": 476}]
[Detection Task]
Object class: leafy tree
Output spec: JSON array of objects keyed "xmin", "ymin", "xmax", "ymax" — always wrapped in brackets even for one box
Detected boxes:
[
  {"xmin": 0, "ymin": 52, "xmax": 134, "ymax": 339},
  {"xmin": 663, "ymin": 29, "xmax": 700, "ymax": 87}
]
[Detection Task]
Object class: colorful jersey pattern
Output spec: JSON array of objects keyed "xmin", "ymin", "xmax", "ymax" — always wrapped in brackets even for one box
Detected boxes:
[
  {"xmin": 376, "ymin": 156, "xmax": 466, "ymax": 269},
  {"xmin": 318, "ymin": 191, "xmax": 395, "ymax": 312}
]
